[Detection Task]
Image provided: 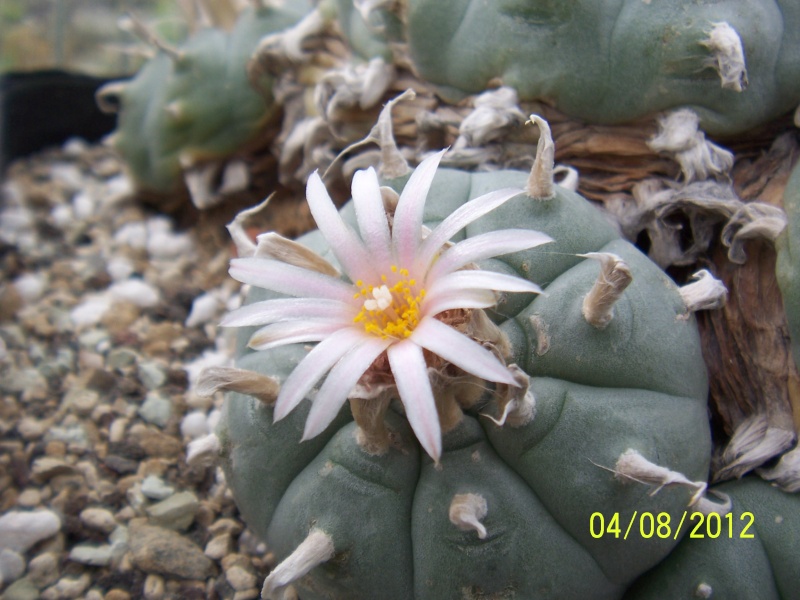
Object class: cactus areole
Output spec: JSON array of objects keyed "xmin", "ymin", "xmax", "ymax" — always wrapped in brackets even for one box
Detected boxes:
[{"xmin": 215, "ymin": 120, "xmax": 711, "ymax": 599}]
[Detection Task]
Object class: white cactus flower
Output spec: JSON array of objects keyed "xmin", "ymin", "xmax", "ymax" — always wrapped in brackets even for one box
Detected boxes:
[{"xmin": 223, "ymin": 150, "xmax": 551, "ymax": 461}]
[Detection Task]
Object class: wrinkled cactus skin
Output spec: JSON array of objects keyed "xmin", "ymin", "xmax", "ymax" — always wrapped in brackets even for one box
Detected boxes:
[
  {"xmin": 217, "ymin": 167, "xmax": 712, "ymax": 599},
  {"xmin": 777, "ymin": 159, "xmax": 800, "ymax": 373},
  {"xmin": 401, "ymin": 0, "xmax": 800, "ymax": 135},
  {"xmin": 625, "ymin": 477, "xmax": 800, "ymax": 599},
  {"xmin": 103, "ymin": 2, "xmax": 310, "ymax": 193}
]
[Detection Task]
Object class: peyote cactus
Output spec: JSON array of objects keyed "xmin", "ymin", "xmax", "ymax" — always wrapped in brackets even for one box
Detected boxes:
[
  {"xmin": 404, "ymin": 0, "xmax": 800, "ymax": 136},
  {"xmin": 777, "ymin": 158, "xmax": 800, "ymax": 373},
  {"xmin": 210, "ymin": 119, "xmax": 714, "ymax": 599},
  {"xmin": 625, "ymin": 476, "xmax": 800, "ymax": 599},
  {"xmin": 96, "ymin": 1, "xmax": 310, "ymax": 203}
]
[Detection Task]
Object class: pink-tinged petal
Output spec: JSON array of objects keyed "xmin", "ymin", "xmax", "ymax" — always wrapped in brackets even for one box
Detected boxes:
[
  {"xmin": 274, "ymin": 328, "xmax": 369, "ymax": 420},
  {"xmin": 426, "ymin": 270, "xmax": 543, "ymax": 299},
  {"xmin": 302, "ymin": 336, "xmax": 392, "ymax": 441},
  {"xmin": 230, "ymin": 258, "xmax": 355, "ymax": 304},
  {"xmin": 220, "ymin": 298, "xmax": 355, "ymax": 328},
  {"xmin": 416, "ymin": 187, "xmax": 523, "ymax": 273},
  {"xmin": 306, "ymin": 171, "xmax": 377, "ymax": 280},
  {"xmin": 387, "ymin": 340, "xmax": 442, "ymax": 462},
  {"xmin": 351, "ymin": 167, "xmax": 393, "ymax": 270},
  {"xmin": 411, "ymin": 317, "xmax": 518, "ymax": 385},
  {"xmin": 392, "ymin": 150, "xmax": 446, "ymax": 267},
  {"xmin": 427, "ymin": 229, "xmax": 553, "ymax": 281},
  {"xmin": 249, "ymin": 320, "xmax": 345, "ymax": 351},
  {"xmin": 421, "ymin": 288, "xmax": 497, "ymax": 318}
]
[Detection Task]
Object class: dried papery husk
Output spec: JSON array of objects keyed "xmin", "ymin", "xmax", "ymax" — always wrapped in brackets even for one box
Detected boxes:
[
  {"xmin": 261, "ymin": 528, "xmax": 335, "ymax": 600},
  {"xmin": 195, "ymin": 366, "xmax": 280, "ymax": 405},
  {"xmin": 350, "ymin": 395, "xmax": 392, "ymax": 455},
  {"xmin": 449, "ymin": 493, "xmax": 488, "ymax": 539},
  {"xmin": 696, "ymin": 135, "xmax": 800, "ymax": 442},
  {"xmin": 711, "ymin": 413, "xmax": 795, "ymax": 483},
  {"xmin": 758, "ymin": 444, "xmax": 800, "ymax": 492}
]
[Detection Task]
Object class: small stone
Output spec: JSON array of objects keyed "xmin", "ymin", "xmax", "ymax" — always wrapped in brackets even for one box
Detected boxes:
[
  {"xmin": 63, "ymin": 388, "xmax": 100, "ymax": 416},
  {"xmin": 68, "ymin": 544, "xmax": 114, "ymax": 566},
  {"xmin": 138, "ymin": 392, "xmax": 172, "ymax": 428},
  {"xmin": 41, "ymin": 573, "xmax": 91, "ymax": 600},
  {"xmin": 85, "ymin": 590, "xmax": 104, "ymax": 600},
  {"xmin": 27, "ymin": 551, "xmax": 60, "ymax": 587},
  {"xmin": 104, "ymin": 590, "xmax": 131, "ymax": 600},
  {"xmin": 128, "ymin": 523, "xmax": 215, "ymax": 580},
  {"xmin": 0, "ymin": 510, "xmax": 62, "ymax": 552},
  {"xmin": 204, "ymin": 533, "xmax": 232, "ymax": 560},
  {"xmin": 145, "ymin": 491, "xmax": 199, "ymax": 531},
  {"xmin": 103, "ymin": 455, "xmax": 139, "ymax": 475},
  {"xmin": 232, "ymin": 589, "xmax": 260, "ymax": 600},
  {"xmin": 0, "ymin": 548, "xmax": 26, "ymax": 586},
  {"xmin": 2, "ymin": 578, "xmax": 40, "ymax": 600},
  {"xmin": 30, "ymin": 457, "xmax": 77, "ymax": 483},
  {"xmin": 129, "ymin": 425, "xmax": 182, "ymax": 458},
  {"xmin": 107, "ymin": 348, "xmax": 139, "ymax": 370},
  {"xmin": 143, "ymin": 573, "xmax": 165, "ymax": 600},
  {"xmin": 16, "ymin": 417, "xmax": 48, "ymax": 440},
  {"xmin": 140, "ymin": 475, "xmax": 174, "ymax": 501},
  {"xmin": 137, "ymin": 361, "xmax": 167, "ymax": 390},
  {"xmin": 16, "ymin": 488, "xmax": 42, "ymax": 508},
  {"xmin": 225, "ymin": 565, "xmax": 258, "ymax": 591},
  {"xmin": 208, "ymin": 518, "xmax": 244, "ymax": 537},
  {"xmin": 70, "ymin": 294, "xmax": 112, "ymax": 327},
  {"xmin": 108, "ymin": 418, "xmax": 129, "ymax": 444},
  {"xmin": 180, "ymin": 411, "xmax": 209, "ymax": 439},
  {"xmin": 109, "ymin": 279, "xmax": 160, "ymax": 308},
  {"xmin": 80, "ymin": 507, "xmax": 117, "ymax": 533}
]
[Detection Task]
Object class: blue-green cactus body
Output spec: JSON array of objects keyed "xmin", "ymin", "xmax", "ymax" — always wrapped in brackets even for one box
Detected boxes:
[
  {"xmin": 101, "ymin": 2, "xmax": 310, "ymax": 193},
  {"xmin": 217, "ymin": 165, "xmax": 711, "ymax": 598},
  {"xmin": 383, "ymin": 0, "xmax": 800, "ymax": 135},
  {"xmin": 625, "ymin": 477, "xmax": 800, "ymax": 599}
]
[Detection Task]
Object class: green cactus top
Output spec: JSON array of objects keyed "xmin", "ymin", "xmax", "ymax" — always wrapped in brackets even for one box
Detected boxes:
[{"xmin": 216, "ymin": 151, "xmax": 712, "ymax": 598}]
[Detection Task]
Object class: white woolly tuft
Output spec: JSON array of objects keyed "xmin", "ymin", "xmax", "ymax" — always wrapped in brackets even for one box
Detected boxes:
[
  {"xmin": 679, "ymin": 269, "xmax": 728, "ymax": 313},
  {"xmin": 449, "ymin": 493, "xmax": 489, "ymax": 539},
  {"xmin": 261, "ymin": 529, "xmax": 335, "ymax": 599},
  {"xmin": 700, "ymin": 22, "xmax": 749, "ymax": 92}
]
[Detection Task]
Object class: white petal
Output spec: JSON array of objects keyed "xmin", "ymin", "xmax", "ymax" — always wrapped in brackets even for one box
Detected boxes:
[
  {"xmin": 229, "ymin": 257, "xmax": 355, "ymax": 303},
  {"xmin": 275, "ymin": 328, "xmax": 369, "ymax": 420},
  {"xmin": 411, "ymin": 317, "xmax": 517, "ymax": 385},
  {"xmin": 302, "ymin": 336, "xmax": 392, "ymax": 440},
  {"xmin": 426, "ymin": 270, "xmax": 543, "ymax": 298},
  {"xmin": 392, "ymin": 150, "xmax": 446, "ymax": 267},
  {"xmin": 249, "ymin": 320, "xmax": 345, "ymax": 351},
  {"xmin": 421, "ymin": 288, "xmax": 497, "ymax": 317},
  {"xmin": 387, "ymin": 340, "xmax": 442, "ymax": 462},
  {"xmin": 221, "ymin": 298, "xmax": 355, "ymax": 327},
  {"xmin": 351, "ymin": 167, "xmax": 393, "ymax": 270},
  {"xmin": 427, "ymin": 229, "xmax": 553, "ymax": 280},
  {"xmin": 307, "ymin": 171, "xmax": 377, "ymax": 280},
  {"xmin": 416, "ymin": 187, "xmax": 524, "ymax": 273}
]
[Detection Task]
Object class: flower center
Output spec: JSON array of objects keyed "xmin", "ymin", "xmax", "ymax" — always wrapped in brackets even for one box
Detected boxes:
[{"xmin": 353, "ymin": 266, "xmax": 426, "ymax": 339}]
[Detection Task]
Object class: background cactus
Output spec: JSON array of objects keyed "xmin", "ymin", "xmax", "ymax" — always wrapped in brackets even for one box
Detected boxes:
[
  {"xmin": 215, "ymin": 127, "xmax": 714, "ymax": 598},
  {"xmin": 96, "ymin": 1, "xmax": 310, "ymax": 205},
  {"xmin": 402, "ymin": 0, "xmax": 800, "ymax": 136}
]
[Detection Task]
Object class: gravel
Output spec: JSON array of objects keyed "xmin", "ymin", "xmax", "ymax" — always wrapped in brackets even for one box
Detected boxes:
[{"xmin": 0, "ymin": 140, "xmax": 277, "ymax": 599}]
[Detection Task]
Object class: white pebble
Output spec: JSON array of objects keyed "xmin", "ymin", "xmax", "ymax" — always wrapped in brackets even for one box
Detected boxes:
[
  {"xmin": 114, "ymin": 221, "xmax": 148, "ymax": 249},
  {"xmin": 80, "ymin": 507, "xmax": 117, "ymax": 533},
  {"xmin": 0, "ymin": 548, "xmax": 25, "ymax": 586},
  {"xmin": 207, "ymin": 409, "xmax": 221, "ymax": 432},
  {"xmin": 109, "ymin": 279, "xmax": 160, "ymax": 307},
  {"xmin": 69, "ymin": 293, "xmax": 111, "ymax": 326},
  {"xmin": 14, "ymin": 272, "xmax": 46, "ymax": 302},
  {"xmin": 140, "ymin": 475, "xmax": 175, "ymax": 501},
  {"xmin": 50, "ymin": 203, "xmax": 73, "ymax": 228},
  {"xmin": 185, "ymin": 293, "xmax": 221, "ymax": 328},
  {"xmin": 106, "ymin": 255, "xmax": 135, "ymax": 281},
  {"xmin": 181, "ymin": 411, "xmax": 210, "ymax": 439},
  {"xmin": 72, "ymin": 191, "xmax": 95, "ymax": 220},
  {"xmin": 0, "ymin": 510, "xmax": 62, "ymax": 553}
]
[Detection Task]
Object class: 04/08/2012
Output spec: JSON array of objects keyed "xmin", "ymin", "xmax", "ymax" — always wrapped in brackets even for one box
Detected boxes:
[{"xmin": 589, "ymin": 511, "xmax": 755, "ymax": 540}]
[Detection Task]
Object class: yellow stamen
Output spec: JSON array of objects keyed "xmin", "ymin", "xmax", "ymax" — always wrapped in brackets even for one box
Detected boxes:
[{"xmin": 353, "ymin": 266, "xmax": 426, "ymax": 339}]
